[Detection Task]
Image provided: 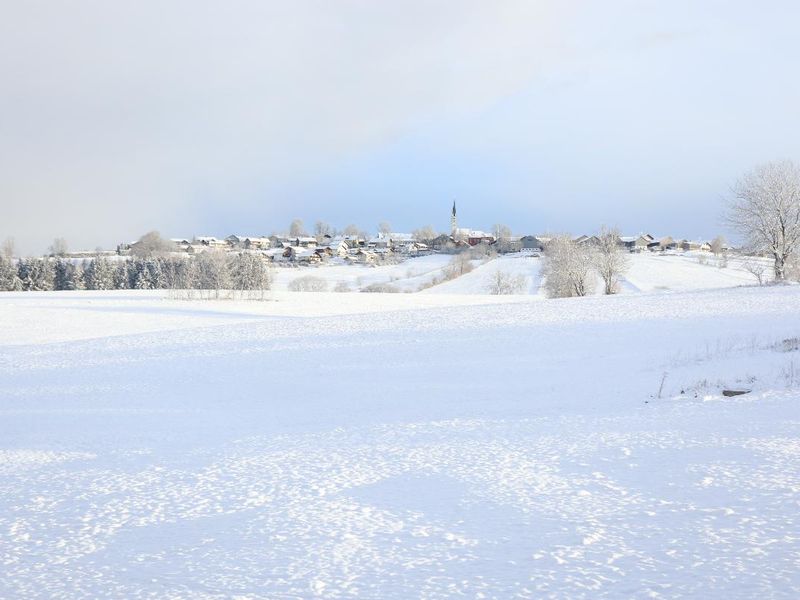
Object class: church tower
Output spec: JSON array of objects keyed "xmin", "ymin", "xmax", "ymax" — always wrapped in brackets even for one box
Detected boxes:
[{"xmin": 451, "ymin": 201, "xmax": 457, "ymax": 234}]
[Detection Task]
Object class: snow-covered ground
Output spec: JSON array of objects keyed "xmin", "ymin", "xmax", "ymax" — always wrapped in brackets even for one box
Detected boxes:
[
  {"xmin": 267, "ymin": 251, "xmax": 770, "ymax": 297},
  {"xmin": 1, "ymin": 264, "xmax": 799, "ymax": 598}
]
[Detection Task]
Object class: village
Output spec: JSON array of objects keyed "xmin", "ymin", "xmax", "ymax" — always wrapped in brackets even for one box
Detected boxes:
[
  {"xmin": 109, "ymin": 203, "xmax": 726, "ymax": 267},
  {"xmin": 116, "ymin": 231, "xmax": 722, "ymax": 266}
]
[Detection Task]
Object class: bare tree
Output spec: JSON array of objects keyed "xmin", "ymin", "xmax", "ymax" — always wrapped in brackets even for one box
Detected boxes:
[
  {"xmin": 195, "ymin": 250, "xmax": 230, "ymax": 299},
  {"xmin": 710, "ymin": 235, "xmax": 726, "ymax": 256},
  {"xmin": 541, "ymin": 235, "xmax": 596, "ymax": 298},
  {"xmin": 492, "ymin": 224, "xmax": 512, "ymax": 241},
  {"xmin": 412, "ymin": 225, "xmax": 437, "ymax": 242},
  {"xmin": 1, "ymin": 237, "xmax": 15, "ymax": 259},
  {"xmin": 314, "ymin": 221, "xmax": 332, "ymax": 242},
  {"xmin": 487, "ymin": 270, "xmax": 526, "ymax": 295},
  {"xmin": 378, "ymin": 221, "xmax": 392, "ymax": 236},
  {"xmin": 131, "ymin": 231, "xmax": 172, "ymax": 258},
  {"xmin": 727, "ymin": 160, "xmax": 800, "ymax": 281},
  {"xmin": 289, "ymin": 219, "xmax": 306, "ymax": 237},
  {"xmin": 741, "ymin": 258, "xmax": 766, "ymax": 285},
  {"xmin": 229, "ymin": 252, "xmax": 272, "ymax": 300},
  {"xmin": 342, "ymin": 224, "xmax": 361, "ymax": 238},
  {"xmin": 49, "ymin": 237, "xmax": 68, "ymax": 257},
  {"xmin": 447, "ymin": 252, "xmax": 474, "ymax": 278},
  {"xmin": 594, "ymin": 226, "xmax": 629, "ymax": 294}
]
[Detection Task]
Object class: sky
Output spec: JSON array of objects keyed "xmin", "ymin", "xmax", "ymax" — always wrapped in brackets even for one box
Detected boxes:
[{"xmin": 1, "ymin": 0, "xmax": 800, "ymax": 254}]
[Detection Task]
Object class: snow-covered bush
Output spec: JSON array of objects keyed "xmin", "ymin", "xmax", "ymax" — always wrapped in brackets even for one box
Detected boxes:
[
  {"xmin": 333, "ymin": 281, "xmax": 351, "ymax": 292},
  {"xmin": 594, "ymin": 226, "xmax": 629, "ymax": 294},
  {"xmin": 487, "ymin": 270, "xmax": 526, "ymax": 295},
  {"xmin": 541, "ymin": 235, "xmax": 596, "ymax": 298},
  {"xmin": 288, "ymin": 275, "xmax": 328, "ymax": 292},
  {"xmin": 362, "ymin": 282, "xmax": 400, "ymax": 293},
  {"xmin": 229, "ymin": 253, "xmax": 272, "ymax": 299}
]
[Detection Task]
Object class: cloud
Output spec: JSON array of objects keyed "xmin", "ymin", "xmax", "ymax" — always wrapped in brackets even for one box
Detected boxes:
[{"xmin": 1, "ymin": 1, "xmax": 799, "ymax": 252}]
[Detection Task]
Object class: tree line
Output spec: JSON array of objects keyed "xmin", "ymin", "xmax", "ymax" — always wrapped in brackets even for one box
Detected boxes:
[{"xmin": 0, "ymin": 252, "xmax": 272, "ymax": 299}]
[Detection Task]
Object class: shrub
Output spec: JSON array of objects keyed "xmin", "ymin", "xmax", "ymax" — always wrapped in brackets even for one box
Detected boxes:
[
  {"xmin": 288, "ymin": 275, "xmax": 328, "ymax": 292},
  {"xmin": 362, "ymin": 282, "xmax": 400, "ymax": 293}
]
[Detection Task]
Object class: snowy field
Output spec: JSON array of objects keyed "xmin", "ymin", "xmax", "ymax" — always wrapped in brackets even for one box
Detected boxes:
[
  {"xmin": 268, "ymin": 251, "xmax": 770, "ymax": 297},
  {"xmin": 1, "ymin": 258, "xmax": 799, "ymax": 598}
]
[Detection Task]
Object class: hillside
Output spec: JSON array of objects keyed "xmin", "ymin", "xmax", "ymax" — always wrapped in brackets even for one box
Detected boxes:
[{"xmin": 1, "ymin": 285, "xmax": 799, "ymax": 597}]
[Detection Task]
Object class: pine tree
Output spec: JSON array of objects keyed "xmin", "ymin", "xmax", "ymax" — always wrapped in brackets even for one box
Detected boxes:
[
  {"xmin": 18, "ymin": 258, "xmax": 54, "ymax": 291},
  {"xmin": 0, "ymin": 255, "xmax": 22, "ymax": 291},
  {"xmin": 113, "ymin": 261, "xmax": 130, "ymax": 289},
  {"xmin": 91, "ymin": 257, "xmax": 114, "ymax": 290}
]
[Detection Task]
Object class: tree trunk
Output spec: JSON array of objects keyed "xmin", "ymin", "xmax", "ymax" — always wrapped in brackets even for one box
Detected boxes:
[{"xmin": 774, "ymin": 253, "xmax": 786, "ymax": 281}]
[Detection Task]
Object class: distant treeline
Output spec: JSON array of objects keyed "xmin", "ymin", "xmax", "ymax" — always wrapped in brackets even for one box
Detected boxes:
[{"xmin": 0, "ymin": 253, "xmax": 272, "ymax": 298}]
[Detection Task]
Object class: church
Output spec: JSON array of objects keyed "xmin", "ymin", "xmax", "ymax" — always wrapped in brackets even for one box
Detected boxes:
[{"xmin": 450, "ymin": 201, "xmax": 494, "ymax": 246}]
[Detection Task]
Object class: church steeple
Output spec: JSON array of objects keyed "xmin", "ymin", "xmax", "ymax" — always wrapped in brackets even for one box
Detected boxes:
[{"xmin": 451, "ymin": 201, "xmax": 457, "ymax": 234}]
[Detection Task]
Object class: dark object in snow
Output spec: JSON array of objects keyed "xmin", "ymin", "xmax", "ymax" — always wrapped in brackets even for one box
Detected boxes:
[{"xmin": 722, "ymin": 389, "xmax": 750, "ymax": 397}]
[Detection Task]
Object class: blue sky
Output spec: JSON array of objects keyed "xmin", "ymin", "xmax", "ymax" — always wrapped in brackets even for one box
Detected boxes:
[{"xmin": 2, "ymin": 1, "xmax": 799, "ymax": 253}]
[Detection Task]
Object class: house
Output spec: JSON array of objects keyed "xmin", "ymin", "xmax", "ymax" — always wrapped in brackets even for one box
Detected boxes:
[
  {"xmin": 680, "ymin": 240, "xmax": 711, "ymax": 252},
  {"xmin": 466, "ymin": 231, "xmax": 495, "ymax": 246},
  {"xmin": 388, "ymin": 233, "xmax": 417, "ymax": 253},
  {"xmin": 431, "ymin": 234, "xmax": 469, "ymax": 252},
  {"xmin": 493, "ymin": 236, "xmax": 523, "ymax": 253},
  {"xmin": 195, "ymin": 236, "xmax": 228, "ymax": 250},
  {"xmin": 170, "ymin": 238, "xmax": 192, "ymax": 252},
  {"xmin": 520, "ymin": 236, "xmax": 549, "ymax": 251},
  {"xmin": 575, "ymin": 235, "xmax": 601, "ymax": 247},
  {"xmin": 283, "ymin": 246, "xmax": 321, "ymax": 264},
  {"xmin": 264, "ymin": 248, "xmax": 288, "ymax": 262},
  {"xmin": 407, "ymin": 241, "xmax": 429, "ymax": 255},
  {"xmin": 226, "ymin": 235, "xmax": 271, "ymax": 250},
  {"xmin": 658, "ymin": 236, "xmax": 677, "ymax": 251},
  {"xmin": 619, "ymin": 235, "xmax": 650, "ymax": 252},
  {"xmin": 367, "ymin": 235, "xmax": 390, "ymax": 250},
  {"xmin": 314, "ymin": 246, "xmax": 333, "ymax": 259},
  {"xmin": 295, "ymin": 236, "xmax": 318, "ymax": 248},
  {"xmin": 349, "ymin": 249, "xmax": 378, "ymax": 265}
]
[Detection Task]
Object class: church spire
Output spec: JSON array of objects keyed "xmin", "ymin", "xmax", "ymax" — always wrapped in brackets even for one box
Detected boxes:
[{"xmin": 450, "ymin": 200, "xmax": 458, "ymax": 234}]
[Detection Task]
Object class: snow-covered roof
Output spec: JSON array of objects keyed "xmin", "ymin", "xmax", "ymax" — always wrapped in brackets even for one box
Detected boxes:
[{"xmin": 389, "ymin": 233, "xmax": 415, "ymax": 242}]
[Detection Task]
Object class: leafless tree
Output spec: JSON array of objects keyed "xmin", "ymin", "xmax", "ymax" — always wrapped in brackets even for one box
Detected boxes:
[
  {"xmin": 195, "ymin": 250, "xmax": 230, "ymax": 299},
  {"xmin": 289, "ymin": 219, "xmax": 306, "ymax": 237},
  {"xmin": 541, "ymin": 235, "xmax": 596, "ymax": 298},
  {"xmin": 412, "ymin": 225, "xmax": 437, "ymax": 242},
  {"xmin": 741, "ymin": 258, "xmax": 766, "ymax": 285},
  {"xmin": 1, "ymin": 237, "xmax": 15, "ymax": 259},
  {"xmin": 594, "ymin": 226, "xmax": 629, "ymax": 294},
  {"xmin": 314, "ymin": 221, "xmax": 332, "ymax": 242},
  {"xmin": 727, "ymin": 160, "xmax": 800, "ymax": 281},
  {"xmin": 710, "ymin": 235, "xmax": 726, "ymax": 256},
  {"xmin": 487, "ymin": 270, "xmax": 526, "ymax": 295},
  {"xmin": 447, "ymin": 252, "xmax": 474, "ymax": 278},
  {"xmin": 229, "ymin": 252, "xmax": 272, "ymax": 300},
  {"xmin": 378, "ymin": 221, "xmax": 392, "ymax": 236},
  {"xmin": 492, "ymin": 224, "xmax": 512, "ymax": 241},
  {"xmin": 48, "ymin": 237, "xmax": 68, "ymax": 257},
  {"xmin": 342, "ymin": 224, "xmax": 361, "ymax": 238},
  {"xmin": 131, "ymin": 231, "xmax": 172, "ymax": 258}
]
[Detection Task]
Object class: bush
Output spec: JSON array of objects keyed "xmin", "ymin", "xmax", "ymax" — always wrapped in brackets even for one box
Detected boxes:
[
  {"xmin": 487, "ymin": 270, "xmax": 526, "ymax": 295},
  {"xmin": 333, "ymin": 281, "xmax": 351, "ymax": 292},
  {"xmin": 288, "ymin": 275, "xmax": 328, "ymax": 292},
  {"xmin": 362, "ymin": 282, "xmax": 400, "ymax": 293}
]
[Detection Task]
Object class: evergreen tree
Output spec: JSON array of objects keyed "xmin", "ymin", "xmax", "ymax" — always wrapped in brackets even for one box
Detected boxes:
[
  {"xmin": 54, "ymin": 258, "xmax": 76, "ymax": 291},
  {"xmin": 18, "ymin": 258, "xmax": 54, "ymax": 291},
  {"xmin": 0, "ymin": 255, "xmax": 22, "ymax": 291},
  {"xmin": 85, "ymin": 257, "xmax": 114, "ymax": 290},
  {"xmin": 113, "ymin": 261, "xmax": 130, "ymax": 289}
]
